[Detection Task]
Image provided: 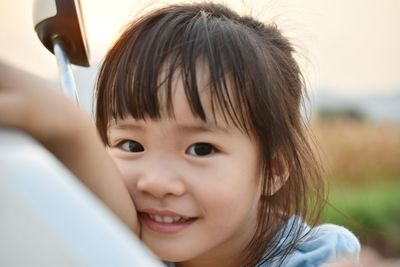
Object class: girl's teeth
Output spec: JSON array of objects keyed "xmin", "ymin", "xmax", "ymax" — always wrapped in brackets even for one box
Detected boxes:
[
  {"xmin": 163, "ymin": 216, "xmax": 174, "ymax": 223},
  {"xmin": 154, "ymin": 215, "xmax": 163, "ymax": 223},
  {"xmin": 149, "ymin": 214, "xmax": 188, "ymax": 224}
]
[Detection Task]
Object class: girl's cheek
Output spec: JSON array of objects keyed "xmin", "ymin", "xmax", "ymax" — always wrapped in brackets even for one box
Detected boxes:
[
  {"xmin": 118, "ymin": 161, "xmax": 137, "ymax": 178},
  {"xmin": 107, "ymin": 157, "xmax": 135, "ymax": 182}
]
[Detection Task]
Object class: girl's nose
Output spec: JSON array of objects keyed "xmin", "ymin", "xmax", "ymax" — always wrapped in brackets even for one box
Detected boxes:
[{"xmin": 136, "ymin": 163, "xmax": 186, "ymax": 199}]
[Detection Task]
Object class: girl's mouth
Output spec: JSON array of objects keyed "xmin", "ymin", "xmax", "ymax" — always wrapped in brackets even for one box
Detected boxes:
[
  {"xmin": 139, "ymin": 212, "xmax": 197, "ymax": 233},
  {"xmin": 148, "ymin": 213, "xmax": 191, "ymax": 223}
]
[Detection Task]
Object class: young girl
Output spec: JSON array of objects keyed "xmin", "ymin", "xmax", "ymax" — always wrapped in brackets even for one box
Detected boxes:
[{"xmin": 0, "ymin": 2, "xmax": 360, "ymax": 266}]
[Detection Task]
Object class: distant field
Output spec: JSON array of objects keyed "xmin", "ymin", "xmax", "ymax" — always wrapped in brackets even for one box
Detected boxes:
[
  {"xmin": 312, "ymin": 120, "xmax": 400, "ymax": 257},
  {"xmin": 313, "ymin": 120, "xmax": 400, "ymax": 183}
]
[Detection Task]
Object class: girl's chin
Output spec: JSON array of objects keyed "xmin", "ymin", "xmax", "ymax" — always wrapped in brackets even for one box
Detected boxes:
[
  {"xmin": 141, "ymin": 236, "xmax": 199, "ymax": 263},
  {"xmin": 147, "ymin": 246, "xmax": 193, "ymax": 263}
]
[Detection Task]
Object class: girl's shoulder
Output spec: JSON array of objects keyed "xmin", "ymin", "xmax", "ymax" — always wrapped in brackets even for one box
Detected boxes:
[
  {"xmin": 165, "ymin": 218, "xmax": 361, "ymax": 267},
  {"xmin": 307, "ymin": 223, "xmax": 361, "ymax": 257},
  {"xmin": 270, "ymin": 217, "xmax": 361, "ymax": 267}
]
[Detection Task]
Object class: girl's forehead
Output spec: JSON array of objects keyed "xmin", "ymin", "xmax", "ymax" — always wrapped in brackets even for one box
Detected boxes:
[
  {"xmin": 158, "ymin": 62, "xmax": 225, "ymax": 119},
  {"xmin": 158, "ymin": 59, "xmax": 211, "ymax": 94},
  {"xmin": 158, "ymin": 65, "xmax": 250, "ymax": 136},
  {"xmin": 107, "ymin": 58, "xmax": 251, "ymax": 135},
  {"xmin": 144, "ymin": 84, "xmax": 231, "ymax": 131},
  {"xmin": 109, "ymin": 74, "xmax": 235, "ymax": 133}
]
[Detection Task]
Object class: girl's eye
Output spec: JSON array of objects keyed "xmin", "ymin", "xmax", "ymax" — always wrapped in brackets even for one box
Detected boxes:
[
  {"xmin": 119, "ymin": 140, "xmax": 144, "ymax": 153},
  {"xmin": 186, "ymin": 143, "xmax": 216, "ymax": 157}
]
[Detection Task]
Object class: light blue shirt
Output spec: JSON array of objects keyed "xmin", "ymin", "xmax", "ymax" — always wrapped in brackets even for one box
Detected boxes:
[
  {"xmin": 164, "ymin": 217, "xmax": 360, "ymax": 267},
  {"xmin": 267, "ymin": 217, "xmax": 360, "ymax": 266}
]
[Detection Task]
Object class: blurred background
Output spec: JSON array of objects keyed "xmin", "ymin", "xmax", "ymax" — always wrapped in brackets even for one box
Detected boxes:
[{"xmin": 1, "ymin": 0, "xmax": 399, "ymax": 265}]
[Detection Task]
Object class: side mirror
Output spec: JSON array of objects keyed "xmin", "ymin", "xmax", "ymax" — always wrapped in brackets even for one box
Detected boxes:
[
  {"xmin": 33, "ymin": 0, "xmax": 91, "ymax": 103},
  {"xmin": 33, "ymin": 0, "xmax": 90, "ymax": 67}
]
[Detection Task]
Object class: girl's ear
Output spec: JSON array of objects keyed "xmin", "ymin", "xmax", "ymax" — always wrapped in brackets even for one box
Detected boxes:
[{"xmin": 265, "ymin": 153, "xmax": 290, "ymax": 196}]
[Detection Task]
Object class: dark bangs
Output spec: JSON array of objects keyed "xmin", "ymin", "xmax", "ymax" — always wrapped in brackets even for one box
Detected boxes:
[{"xmin": 96, "ymin": 3, "xmax": 280, "ymax": 144}]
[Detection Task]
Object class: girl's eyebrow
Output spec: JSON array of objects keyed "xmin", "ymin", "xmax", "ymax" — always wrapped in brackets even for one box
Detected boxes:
[
  {"xmin": 176, "ymin": 123, "xmax": 229, "ymax": 134},
  {"xmin": 108, "ymin": 123, "xmax": 144, "ymax": 131},
  {"xmin": 108, "ymin": 121, "xmax": 229, "ymax": 133}
]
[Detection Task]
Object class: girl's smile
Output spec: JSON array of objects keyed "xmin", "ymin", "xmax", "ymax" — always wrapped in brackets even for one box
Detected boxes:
[{"xmin": 138, "ymin": 209, "xmax": 198, "ymax": 234}]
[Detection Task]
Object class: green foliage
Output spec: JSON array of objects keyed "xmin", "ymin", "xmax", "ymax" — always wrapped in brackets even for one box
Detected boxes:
[{"xmin": 323, "ymin": 180, "xmax": 400, "ymax": 257}]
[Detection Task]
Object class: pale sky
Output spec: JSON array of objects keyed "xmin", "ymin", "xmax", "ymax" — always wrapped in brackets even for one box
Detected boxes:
[{"xmin": 1, "ymin": 0, "xmax": 400, "ymax": 99}]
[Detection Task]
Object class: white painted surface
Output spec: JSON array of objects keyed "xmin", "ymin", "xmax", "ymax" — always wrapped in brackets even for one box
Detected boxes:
[{"xmin": 0, "ymin": 129, "xmax": 163, "ymax": 267}]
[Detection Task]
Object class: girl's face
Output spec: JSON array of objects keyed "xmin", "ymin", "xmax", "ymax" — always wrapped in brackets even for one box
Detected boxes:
[{"xmin": 106, "ymin": 72, "xmax": 262, "ymax": 266}]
